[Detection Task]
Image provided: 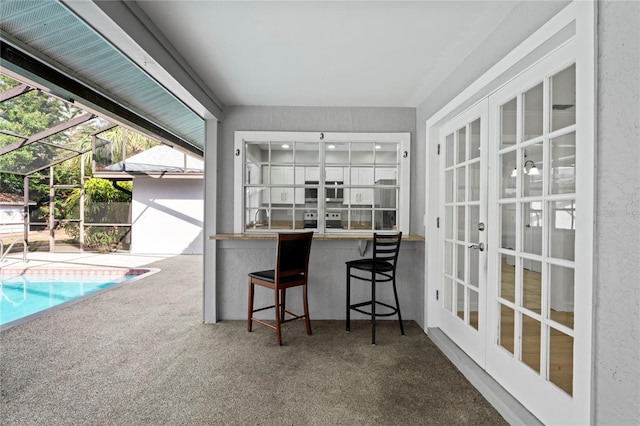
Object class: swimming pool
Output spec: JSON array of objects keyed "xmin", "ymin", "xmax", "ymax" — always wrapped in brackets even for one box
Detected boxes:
[{"xmin": 0, "ymin": 268, "xmax": 156, "ymax": 330}]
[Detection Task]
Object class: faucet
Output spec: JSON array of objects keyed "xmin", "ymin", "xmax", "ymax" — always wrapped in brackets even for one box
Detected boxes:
[{"xmin": 254, "ymin": 208, "xmax": 269, "ymax": 227}]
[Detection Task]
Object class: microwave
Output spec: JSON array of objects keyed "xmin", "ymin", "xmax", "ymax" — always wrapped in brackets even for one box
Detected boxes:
[
  {"xmin": 325, "ymin": 181, "xmax": 344, "ymax": 202},
  {"xmin": 304, "ymin": 181, "xmax": 319, "ymax": 202}
]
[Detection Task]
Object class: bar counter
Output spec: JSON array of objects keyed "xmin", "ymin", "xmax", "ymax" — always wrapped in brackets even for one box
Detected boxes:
[{"xmin": 209, "ymin": 233, "xmax": 424, "ymax": 242}]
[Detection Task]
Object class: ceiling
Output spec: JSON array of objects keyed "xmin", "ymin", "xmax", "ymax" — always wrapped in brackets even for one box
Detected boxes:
[
  {"xmin": 2, "ymin": 1, "xmax": 570, "ymax": 153},
  {"xmin": 132, "ymin": 1, "xmax": 520, "ymax": 107}
]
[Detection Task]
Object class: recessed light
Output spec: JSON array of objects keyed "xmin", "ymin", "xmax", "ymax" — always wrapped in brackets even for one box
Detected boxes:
[
  {"xmin": 281, "ymin": 144, "xmax": 290, "ymax": 149},
  {"xmin": 375, "ymin": 145, "xmax": 382, "ymax": 150},
  {"xmin": 327, "ymin": 144, "xmax": 336, "ymax": 149}
]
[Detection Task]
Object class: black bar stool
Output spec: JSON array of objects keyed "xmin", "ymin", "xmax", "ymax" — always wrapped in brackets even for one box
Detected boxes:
[{"xmin": 346, "ymin": 232, "xmax": 404, "ymax": 345}]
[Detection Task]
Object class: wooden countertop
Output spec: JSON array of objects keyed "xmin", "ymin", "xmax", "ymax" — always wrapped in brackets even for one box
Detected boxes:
[{"xmin": 209, "ymin": 233, "xmax": 424, "ymax": 242}]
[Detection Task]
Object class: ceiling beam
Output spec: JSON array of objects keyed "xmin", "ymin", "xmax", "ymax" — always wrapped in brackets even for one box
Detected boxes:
[{"xmin": 1, "ymin": 40, "xmax": 203, "ymax": 157}]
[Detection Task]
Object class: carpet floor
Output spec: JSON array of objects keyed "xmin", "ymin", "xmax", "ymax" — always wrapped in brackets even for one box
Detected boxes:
[{"xmin": 1, "ymin": 255, "xmax": 507, "ymax": 425}]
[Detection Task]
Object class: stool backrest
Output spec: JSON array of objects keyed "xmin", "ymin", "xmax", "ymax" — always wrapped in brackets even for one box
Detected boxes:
[
  {"xmin": 276, "ymin": 232, "xmax": 314, "ymax": 280},
  {"xmin": 373, "ymin": 232, "xmax": 402, "ymax": 269}
]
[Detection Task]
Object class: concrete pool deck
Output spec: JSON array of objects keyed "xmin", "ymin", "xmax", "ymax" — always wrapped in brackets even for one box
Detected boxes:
[{"xmin": 0, "ymin": 251, "xmax": 174, "ymax": 270}]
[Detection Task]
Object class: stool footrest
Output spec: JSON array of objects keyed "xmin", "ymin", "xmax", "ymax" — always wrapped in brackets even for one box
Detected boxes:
[{"xmin": 350, "ymin": 300, "xmax": 399, "ymax": 317}]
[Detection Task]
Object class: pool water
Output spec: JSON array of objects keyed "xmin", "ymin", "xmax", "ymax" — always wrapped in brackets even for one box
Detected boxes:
[{"xmin": 0, "ymin": 269, "xmax": 150, "ymax": 328}]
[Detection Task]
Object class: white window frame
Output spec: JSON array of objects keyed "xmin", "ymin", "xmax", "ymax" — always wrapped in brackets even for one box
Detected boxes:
[{"xmin": 234, "ymin": 131, "xmax": 410, "ymax": 234}]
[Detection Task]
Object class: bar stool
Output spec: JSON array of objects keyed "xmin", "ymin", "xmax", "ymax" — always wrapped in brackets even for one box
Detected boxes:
[
  {"xmin": 346, "ymin": 232, "xmax": 404, "ymax": 345},
  {"xmin": 247, "ymin": 232, "xmax": 314, "ymax": 346}
]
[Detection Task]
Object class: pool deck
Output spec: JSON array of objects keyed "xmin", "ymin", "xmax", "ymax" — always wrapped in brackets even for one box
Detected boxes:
[{"xmin": 0, "ymin": 251, "xmax": 174, "ymax": 271}]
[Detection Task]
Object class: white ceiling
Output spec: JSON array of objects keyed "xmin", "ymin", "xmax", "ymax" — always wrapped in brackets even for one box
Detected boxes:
[{"xmin": 135, "ymin": 1, "xmax": 521, "ymax": 108}]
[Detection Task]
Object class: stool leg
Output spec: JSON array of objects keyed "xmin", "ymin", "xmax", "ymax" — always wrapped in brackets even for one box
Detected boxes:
[
  {"xmin": 346, "ymin": 266, "xmax": 351, "ymax": 332},
  {"xmin": 247, "ymin": 278, "xmax": 254, "ymax": 332},
  {"xmin": 274, "ymin": 286, "xmax": 282, "ymax": 346},
  {"xmin": 392, "ymin": 276, "xmax": 405, "ymax": 336},
  {"xmin": 280, "ymin": 288, "xmax": 287, "ymax": 322},
  {"xmin": 303, "ymin": 282, "xmax": 312, "ymax": 335},
  {"xmin": 371, "ymin": 273, "xmax": 376, "ymax": 345}
]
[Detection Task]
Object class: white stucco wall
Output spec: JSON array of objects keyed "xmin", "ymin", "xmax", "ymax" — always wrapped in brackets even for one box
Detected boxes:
[
  {"xmin": 131, "ymin": 177, "xmax": 203, "ymax": 254},
  {"xmin": 594, "ymin": 1, "xmax": 640, "ymax": 424}
]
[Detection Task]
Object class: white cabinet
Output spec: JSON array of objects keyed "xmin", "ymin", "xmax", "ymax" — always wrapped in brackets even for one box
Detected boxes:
[
  {"xmin": 325, "ymin": 167, "xmax": 344, "ymax": 182},
  {"xmin": 375, "ymin": 168, "xmax": 397, "ymax": 182},
  {"xmin": 262, "ymin": 166, "xmax": 305, "ymax": 205},
  {"xmin": 348, "ymin": 167, "xmax": 374, "ymax": 205}
]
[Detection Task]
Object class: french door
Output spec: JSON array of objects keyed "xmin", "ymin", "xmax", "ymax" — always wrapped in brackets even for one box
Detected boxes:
[
  {"xmin": 436, "ymin": 37, "xmax": 592, "ymax": 425},
  {"xmin": 437, "ymin": 101, "xmax": 488, "ymax": 366}
]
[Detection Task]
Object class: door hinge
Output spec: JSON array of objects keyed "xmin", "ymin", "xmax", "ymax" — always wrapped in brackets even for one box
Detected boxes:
[
  {"xmin": 436, "ymin": 217, "xmax": 440, "ymax": 228},
  {"xmin": 436, "ymin": 290, "xmax": 439, "ymax": 300},
  {"xmin": 437, "ymin": 144, "xmax": 441, "ymax": 155}
]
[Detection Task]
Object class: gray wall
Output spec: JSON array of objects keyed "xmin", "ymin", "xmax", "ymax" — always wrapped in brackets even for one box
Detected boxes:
[
  {"xmin": 216, "ymin": 106, "xmax": 425, "ymax": 325},
  {"xmin": 594, "ymin": 1, "xmax": 640, "ymax": 424}
]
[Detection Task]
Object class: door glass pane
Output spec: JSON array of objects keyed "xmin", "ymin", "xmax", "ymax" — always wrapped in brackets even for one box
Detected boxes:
[
  {"xmin": 500, "ymin": 150, "xmax": 517, "ymax": 198},
  {"xmin": 456, "ymin": 166, "xmax": 466, "ymax": 202},
  {"xmin": 500, "ymin": 254, "xmax": 516, "ymax": 303},
  {"xmin": 549, "ymin": 327, "xmax": 573, "ymax": 396},
  {"xmin": 501, "ymin": 98, "xmax": 517, "ymax": 148},
  {"xmin": 445, "ymin": 170, "xmax": 454, "ymax": 203},
  {"xmin": 550, "ymin": 64, "xmax": 576, "ymax": 132},
  {"xmin": 521, "ymin": 314, "xmax": 541, "ymax": 373},
  {"xmin": 445, "ymin": 133, "xmax": 455, "ymax": 167},
  {"xmin": 550, "ymin": 132, "xmax": 576, "ymax": 194},
  {"xmin": 500, "ymin": 203, "xmax": 516, "ymax": 250},
  {"xmin": 444, "ymin": 242, "xmax": 454, "ymax": 275},
  {"xmin": 469, "ymin": 118, "xmax": 481, "ymax": 159},
  {"xmin": 469, "ymin": 205, "xmax": 480, "ymax": 244},
  {"xmin": 522, "ymin": 201, "xmax": 543, "ymax": 256},
  {"xmin": 457, "ymin": 282, "xmax": 465, "ymax": 320},
  {"xmin": 445, "ymin": 206, "xmax": 454, "ymax": 239},
  {"xmin": 469, "ymin": 289, "xmax": 479, "ymax": 330},
  {"xmin": 548, "ymin": 264, "xmax": 575, "ymax": 329},
  {"xmin": 499, "ymin": 303, "xmax": 515, "ymax": 354},
  {"xmin": 523, "ymin": 83, "xmax": 544, "ymax": 141},
  {"xmin": 522, "ymin": 260, "xmax": 542, "ymax": 313},
  {"xmin": 444, "ymin": 277, "xmax": 453, "ymax": 312},
  {"xmin": 456, "ymin": 244, "xmax": 465, "ymax": 280},
  {"xmin": 457, "ymin": 126, "xmax": 467, "ymax": 163},
  {"xmin": 469, "ymin": 248, "xmax": 479, "ymax": 288},
  {"xmin": 469, "ymin": 161, "xmax": 480, "ymax": 201},
  {"xmin": 457, "ymin": 206, "xmax": 465, "ymax": 242},
  {"xmin": 522, "ymin": 142, "xmax": 543, "ymax": 197},
  {"xmin": 549, "ymin": 200, "xmax": 575, "ymax": 261}
]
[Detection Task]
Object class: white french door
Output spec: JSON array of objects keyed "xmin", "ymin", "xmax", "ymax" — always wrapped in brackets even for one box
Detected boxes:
[
  {"xmin": 437, "ymin": 101, "xmax": 488, "ymax": 366},
  {"xmin": 485, "ymin": 40, "xmax": 587, "ymax": 425},
  {"xmin": 434, "ymin": 34, "xmax": 593, "ymax": 425}
]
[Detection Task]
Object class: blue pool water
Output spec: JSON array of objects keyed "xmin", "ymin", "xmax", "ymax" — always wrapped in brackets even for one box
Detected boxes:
[{"xmin": 0, "ymin": 271, "xmax": 143, "ymax": 328}]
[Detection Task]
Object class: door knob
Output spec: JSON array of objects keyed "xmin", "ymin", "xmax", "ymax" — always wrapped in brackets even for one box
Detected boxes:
[{"xmin": 468, "ymin": 242, "xmax": 485, "ymax": 252}]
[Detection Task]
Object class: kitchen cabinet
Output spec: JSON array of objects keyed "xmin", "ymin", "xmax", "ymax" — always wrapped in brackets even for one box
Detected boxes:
[
  {"xmin": 348, "ymin": 167, "xmax": 374, "ymax": 205},
  {"xmin": 262, "ymin": 166, "xmax": 305, "ymax": 205}
]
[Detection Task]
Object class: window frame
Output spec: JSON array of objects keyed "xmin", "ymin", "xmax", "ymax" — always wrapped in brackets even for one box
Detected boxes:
[{"xmin": 234, "ymin": 131, "xmax": 410, "ymax": 234}]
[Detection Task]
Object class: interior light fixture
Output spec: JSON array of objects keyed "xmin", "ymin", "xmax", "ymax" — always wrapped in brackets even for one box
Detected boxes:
[
  {"xmin": 524, "ymin": 160, "xmax": 540, "ymax": 176},
  {"xmin": 327, "ymin": 144, "xmax": 336, "ymax": 149},
  {"xmin": 375, "ymin": 145, "xmax": 382, "ymax": 150},
  {"xmin": 281, "ymin": 144, "xmax": 290, "ymax": 149},
  {"xmin": 511, "ymin": 167, "xmax": 518, "ymax": 177}
]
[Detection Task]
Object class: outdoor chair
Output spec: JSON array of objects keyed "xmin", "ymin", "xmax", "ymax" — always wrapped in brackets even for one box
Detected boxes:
[
  {"xmin": 346, "ymin": 232, "xmax": 404, "ymax": 345},
  {"xmin": 247, "ymin": 231, "xmax": 314, "ymax": 346}
]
